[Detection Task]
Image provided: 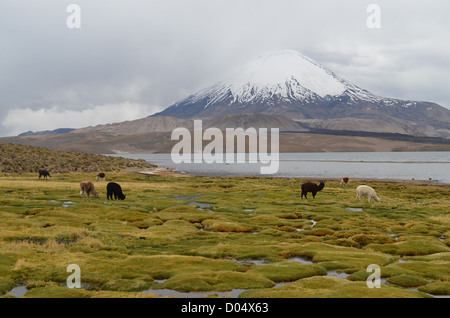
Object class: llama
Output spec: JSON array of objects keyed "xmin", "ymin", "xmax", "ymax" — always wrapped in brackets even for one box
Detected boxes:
[
  {"xmin": 80, "ymin": 181, "xmax": 99, "ymax": 198},
  {"xmin": 107, "ymin": 182, "xmax": 126, "ymax": 200},
  {"xmin": 39, "ymin": 170, "xmax": 51, "ymax": 179},
  {"xmin": 96, "ymin": 172, "xmax": 105, "ymax": 181},
  {"xmin": 356, "ymin": 185, "xmax": 380, "ymax": 203},
  {"xmin": 340, "ymin": 177, "xmax": 349, "ymax": 186},
  {"xmin": 301, "ymin": 181, "xmax": 325, "ymax": 199}
]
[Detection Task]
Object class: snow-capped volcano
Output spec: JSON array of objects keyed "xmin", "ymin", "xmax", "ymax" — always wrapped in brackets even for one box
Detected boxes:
[
  {"xmin": 193, "ymin": 50, "xmax": 377, "ymax": 106},
  {"xmin": 153, "ymin": 50, "xmax": 450, "ymax": 136},
  {"xmin": 208, "ymin": 50, "xmax": 348, "ymax": 102}
]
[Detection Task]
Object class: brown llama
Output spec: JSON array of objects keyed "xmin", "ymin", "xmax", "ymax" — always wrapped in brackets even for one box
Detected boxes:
[
  {"xmin": 301, "ymin": 181, "xmax": 325, "ymax": 199},
  {"xmin": 340, "ymin": 177, "xmax": 349, "ymax": 186},
  {"xmin": 79, "ymin": 181, "xmax": 99, "ymax": 198}
]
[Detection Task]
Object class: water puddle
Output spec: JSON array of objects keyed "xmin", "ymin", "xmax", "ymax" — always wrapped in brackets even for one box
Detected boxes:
[
  {"xmin": 145, "ymin": 282, "xmax": 295, "ymax": 298},
  {"xmin": 188, "ymin": 201, "xmax": 214, "ymax": 213},
  {"xmin": 288, "ymin": 256, "xmax": 314, "ymax": 264},
  {"xmin": 49, "ymin": 199, "xmax": 77, "ymax": 208},
  {"xmin": 387, "ymin": 233, "xmax": 399, "ymax": 240},
  {"xmin": 398, "ymin": 259, "xmax": 414, "ymax": 263},
  {"xmin": 174, "ymin": 194, "xmax": 206, "ymax": 200},
  {"xmin": 327, "ymin": 271, "xmax": 349, "ymax": 279},
  {"xmin": 173, "ymin": 195, "xmax": 214, "ymax": 212},
  {"xmin": 6, "ymin": 285, "xmax": 28, "ymax": 298},
  {"xmin": 345, "ymin": 207, "xmax": 363, "ymax": 212},
  {"xmin": 296, "ymin": 220, "xmax": 316, "ymax": 231},
  {"xmin": 62, "ymin": 201, "xmax": 76, "ymax": 208},
  {"xmin": 231, "ymin": 258, "xmax": 269, "ymax": 265},
  {"xmin": 146, "ymin": 277, "xmax": 248, "ymax": 298},
  {"xmin": 143, "ymin": 288, "xmax": 247, "ymax": 298},
  {"xmin": 274, "ymin": 282, "xmax": 290, "ymax": 288},
  {"xmin": 154, "ymin": 279, "xmax": 167, "ymax": 284}
]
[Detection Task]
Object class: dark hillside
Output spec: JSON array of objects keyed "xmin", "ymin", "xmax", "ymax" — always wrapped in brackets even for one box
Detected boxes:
[{"xmin": 0, "ymin": 142, "xmax": 154, "ymax": 174}]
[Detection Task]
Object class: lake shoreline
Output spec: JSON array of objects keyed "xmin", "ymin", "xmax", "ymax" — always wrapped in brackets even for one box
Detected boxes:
[
  {"xmin": 120, "ymin": 151, "xmax": 450, "ymax": 184},
  {"xmin": 130, "ymin": 166, "xmax": 450, "ymax": 186}
]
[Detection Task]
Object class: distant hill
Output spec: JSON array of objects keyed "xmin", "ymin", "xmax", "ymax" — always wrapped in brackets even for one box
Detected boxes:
[
  {"xmin": 72, "ymin": 116, "xmax": 188, "ymax": 134},
  {"xmin": 201, "ymin": 113, "xmax": 307, "ymax": 131},
  {"xmin": 1, "ymin": 128, "xmax": 449, "ymax": 155},
  {"xmin": 0, "ymin": 142, "xmax": 155, "ymax": 174},
  {"xmin": 19, "ymin": 128, "xmax": 75, "ymax": 136}
]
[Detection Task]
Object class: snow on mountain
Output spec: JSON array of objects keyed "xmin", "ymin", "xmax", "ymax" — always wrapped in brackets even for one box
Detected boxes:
[
  {"xmin": 188, "ymin": 50, "xmax": 383, "ymax": 107},
  {"xmin": 157, "ymin": 50, "xmax": 388, "ymax": 116}
]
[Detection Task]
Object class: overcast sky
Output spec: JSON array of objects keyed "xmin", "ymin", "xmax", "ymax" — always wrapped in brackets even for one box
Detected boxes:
[{"xmin": 1, "ymin": 0, "xmax": 449, "ymax": 136}]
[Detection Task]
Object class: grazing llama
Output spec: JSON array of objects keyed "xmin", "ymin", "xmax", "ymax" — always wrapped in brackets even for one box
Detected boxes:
[
  {"xmin": 356, "ymin": 185, "xmax": 380, "ymax": 203},
  {"xmin": 301, "ymin": 181, "xmax": 325, "ymax": 199},
  {"xmin": 80, "ymin": 181, "xmax": 99, "ymax": 198}
]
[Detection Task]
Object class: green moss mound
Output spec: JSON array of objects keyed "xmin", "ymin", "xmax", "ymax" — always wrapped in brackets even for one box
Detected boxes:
[
  {"xmin": 418, "ymin": 281, "xmax": 450, "ymax": 296},
  {"xmin": 247, "ymin": 261, "xmax": 327, "ymax": 282},
  {"xmin": 387, "ymin": 275, "xmax": 428, "ymax": 287},
  {"xmin": 0, "ymin": 278, "xmax": 15, "ymax": 295},
  {"xmin": 239, "ymin": 276, "xmax": 429, "ymax": 298},
  {"xmin": 159, "ymin": 271, "xmax": 275, "ymax": 292},
  {"xmin": 367, "ymin": 236, "xmax": 449, "ymax": 256},
  {"xmin": 24, "ymin": 286, "xmax": 91, "ymax": 298}
]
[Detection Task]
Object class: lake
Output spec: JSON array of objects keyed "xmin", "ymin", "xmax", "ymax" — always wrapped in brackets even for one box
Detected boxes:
[{"xmin": 112, "ymin": 152, "xmax": 450, "ymax": 184}]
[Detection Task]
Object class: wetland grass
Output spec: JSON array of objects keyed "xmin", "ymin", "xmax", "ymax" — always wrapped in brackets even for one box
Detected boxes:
[{"xmin": 0, "ymin": 172, "xmax": 449, "ymax": 298}]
